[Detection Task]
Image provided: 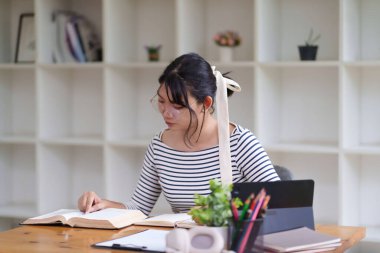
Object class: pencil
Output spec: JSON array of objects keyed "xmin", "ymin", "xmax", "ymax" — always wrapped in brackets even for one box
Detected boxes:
[{"xmin": 237, "ymin": 190, "xmax": 266, "ymax": 253}]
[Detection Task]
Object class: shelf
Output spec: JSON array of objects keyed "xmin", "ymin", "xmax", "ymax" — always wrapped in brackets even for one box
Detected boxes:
[
  {"xmin": 0, "ymin": 64, "xmax": 35, "ymax": 69},
  {"xmin": 0, "ymin": 68, "xmax": 36, "ymax": 137},
  {"xmin": 105, "ymin": 67, "xmax": 165, "ymax": 141},
  {"xmin": 343, "ymin": 0, "xmax": 380, "ymax": 61},
  {"xmin": 177, "ymin": 0, "xmax": 254, "ymax": 61},
  {"xmin": 107, "ymin": 139, "xmax": 150, "ymax": 148},
  {"xmin": 107, "ymin": 62, "xmax": 170, "ymax": 69},
  {"xmin": 257, "ymin": 0, "xmax": 339, "ymax": 62},
  {"xmin": 37, "ymin": 0, "xmax": 103, "ymax": 64},
  {"xmin": 38, "ymin": 67, "xmax": 104, "ymax": 139},
  {"xmin": 105, "ymin": 146, "xmax": 145, "ymax": 200},
  {"xmin": 40, "ymin": 136, "xmax": 103, "ymax": 146},
  {"xmin": 342, "ymin": 65, "xmax": 380, "ymax": 147},
  {"xmin": 38, "ymin": 144, "xmax": 104, "ymax": 212},
  {"xmin": 343, "ymin": 145, "xmax": 380, "ymax": 155},
  {"xmin": 104, "ymin": 0, "xmax": 176, "ymax": 63},
  {"xmin": 38, "ymin": 63, "xmax": 104, "ymax": 69},
  {"xmin": 0, "ymin": 203, "xmax": 37, "ymax": 218},
  {"xmin": 0, "ymin": 0, "xmax": 34, "ymax": 64},
  {"xmin": 265, "ymin": 142, "xmax": 339, "ymax": 154},
  {"xmin": 258, "ymin": 61, "xmax": 340, "ymax": 67},
  {"xmin": 0, "ymin": 135, "xmax": 35, "ymax": 144},
  {"xmin": 344, "ymin": 61, "xmax": 380, "ymax": 67},
  {"xmin": 256, "ymin": 66, "xmax": 339, "ymax": 146},
  {"xmin": 268, "ymin": 152, "xmax": 339, "ymax": 224},
  {"xmin": 0, "ymin": 143, "xmax": 36, "ymax": 213}
]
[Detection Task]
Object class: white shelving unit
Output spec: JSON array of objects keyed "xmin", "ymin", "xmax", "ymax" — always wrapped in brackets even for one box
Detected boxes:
[{"xmin": 0, "ymin": 0, "xmax": 379, "ymax": 250}]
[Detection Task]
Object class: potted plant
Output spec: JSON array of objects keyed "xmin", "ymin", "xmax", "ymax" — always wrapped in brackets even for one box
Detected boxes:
[
  {"xmin": 188, "ymin": 179, "xmax": 242, "ymax": 249},
  {"xmin": 145, "ymin": 44, "xmax": 161, "ymax": 62},
  {"xmin": 213, "ymin": 30, "xmax": 241, "ymax": 62},
  {"xmin": 298, "ymin": 29, "xmax": 321, "ymax": 61}
]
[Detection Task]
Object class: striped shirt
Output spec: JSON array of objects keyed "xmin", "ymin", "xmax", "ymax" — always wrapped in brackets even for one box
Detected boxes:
[{"xmin": 126, "ymin": 125, "xmax": 280, "ymax": 215}]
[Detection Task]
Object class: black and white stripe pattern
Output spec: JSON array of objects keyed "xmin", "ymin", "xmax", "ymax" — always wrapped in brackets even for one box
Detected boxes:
[{"xmin": 126, "ymin": 125, "xmax": 279, "ymax": 215}]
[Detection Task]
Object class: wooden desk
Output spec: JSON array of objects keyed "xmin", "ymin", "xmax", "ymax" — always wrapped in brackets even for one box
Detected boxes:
[{"xmin": 0, "ymin": 224, "xmax": 365, "ymax": 253}]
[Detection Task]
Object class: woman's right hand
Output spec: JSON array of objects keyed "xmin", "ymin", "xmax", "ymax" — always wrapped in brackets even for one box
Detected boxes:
[
  {"xmin": 77, "ymin": 191, "xmax": 126, "ymax": 213},
  {"xmin": 77, "ymin": 191, "xmax": 103, "ymax": 213}
]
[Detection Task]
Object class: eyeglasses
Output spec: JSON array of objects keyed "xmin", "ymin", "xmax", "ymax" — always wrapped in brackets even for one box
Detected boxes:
[{"xmin": 150, "ymin": 95, "xmax": 181, "ymax": 119}]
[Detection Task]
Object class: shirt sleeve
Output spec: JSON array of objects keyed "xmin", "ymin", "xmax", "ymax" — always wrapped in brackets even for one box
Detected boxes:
[
  {"xmin": 234, "ymin": 129, "xmax": 280, "ymax": 182},
  {"xmin": 124, "ymin": 140, "xmax": 162, "ymax": 215}
]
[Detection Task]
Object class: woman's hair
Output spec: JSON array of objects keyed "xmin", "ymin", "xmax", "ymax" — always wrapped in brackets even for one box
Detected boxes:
[{"xmin": 157, "ymin": 53, "xmax": 234, "ymax": 147}]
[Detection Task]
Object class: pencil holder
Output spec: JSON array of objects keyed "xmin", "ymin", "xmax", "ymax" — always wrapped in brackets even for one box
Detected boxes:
[{"xmin": 228, "ymin": 218, "xmax": 263, "ymax": 253}]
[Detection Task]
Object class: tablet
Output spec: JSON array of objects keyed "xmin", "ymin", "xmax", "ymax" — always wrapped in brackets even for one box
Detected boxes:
[{"xmin": 232, "ymin": 179, "xmax": 315, "ymax": 235}]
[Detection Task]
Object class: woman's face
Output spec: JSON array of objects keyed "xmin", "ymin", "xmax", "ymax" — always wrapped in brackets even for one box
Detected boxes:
[{"xmin": 153, "ymin": 85, "xmax": 202, "ymax": 131}]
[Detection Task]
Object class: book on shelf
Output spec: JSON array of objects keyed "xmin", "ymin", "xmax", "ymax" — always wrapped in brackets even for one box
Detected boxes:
[
  {"xmin": 51, "ymin": 10, "xmax": 101, "ymax": 63},
  {"xmin": 52, "ymin": 11, "xmax": 77, "ymax": 63},
  {"xmin": 256, "ymin": 226, "xmax": 342, "ymax": 253},
  {"xmin": 66, "ymin": 17, "xmax": 86, "ymax": 63},
  {"xmin": 21, "ymin": 208, "xmax": 197, "ymax": 230}
]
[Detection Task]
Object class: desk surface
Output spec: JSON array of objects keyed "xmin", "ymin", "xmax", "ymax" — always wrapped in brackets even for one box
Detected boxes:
[{"xmin": 0, "ymin": 224, "xmax": 365, "ymax": 253}]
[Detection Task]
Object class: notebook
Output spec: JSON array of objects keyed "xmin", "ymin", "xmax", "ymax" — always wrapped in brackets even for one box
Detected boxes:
[{"xmin": 232, "ymin": 180, "xmax": 315, "ymax": 235}]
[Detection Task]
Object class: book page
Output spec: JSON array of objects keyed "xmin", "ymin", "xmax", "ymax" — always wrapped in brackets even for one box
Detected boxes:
[
  {"xmin": 28, "ymin": 209, "xmax": 78, "ymax": 220},
  {"xmin": 134, "ymin": 213, "xmax": 193, "ymax": 227},
  {"xmin": 78, "ymin": 208, "xmax": 140, "ymax": 220}
]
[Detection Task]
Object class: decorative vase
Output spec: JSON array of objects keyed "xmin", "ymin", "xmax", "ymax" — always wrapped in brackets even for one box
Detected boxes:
[{"xmin": 219, "ymin": 47, "xmax": 233, "ymax": 62}]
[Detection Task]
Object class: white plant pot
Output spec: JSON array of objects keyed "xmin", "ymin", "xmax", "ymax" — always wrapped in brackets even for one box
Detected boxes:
[{"xmin": 219, "ymin": 47, "xmax": 233, "ymax": 62}]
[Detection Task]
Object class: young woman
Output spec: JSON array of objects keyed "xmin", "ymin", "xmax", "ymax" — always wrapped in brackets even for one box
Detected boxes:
[{"xmin": 78, "ymin": 53, "xmax": 280, "ymax": 214}]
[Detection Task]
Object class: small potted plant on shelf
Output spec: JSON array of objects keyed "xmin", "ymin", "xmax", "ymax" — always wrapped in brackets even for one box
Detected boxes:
[
  {"xmin": 298, "ymin": 28, "xmax": 321, "ymax": 61},
  {"xmin": 145, "ymin": 44, "xmax": 162, "ymax": 62},
  {"xmin": 188, "ymin": 179, "xmax": 242, "ymax": 249},
  {"xmin": 213, "ymin": 30, "xmax": 241, "ymax": 62}
]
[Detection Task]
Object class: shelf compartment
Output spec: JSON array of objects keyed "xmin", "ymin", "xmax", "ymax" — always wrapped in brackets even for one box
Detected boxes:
[
  {"xmin": 256, "ymin": 66, "xmax": 339, "ymax": 148},
  {"xmin": 343, "ymin": 0, "xmax": 380, "ymax": 61},
  {"xmin": 268, "ymin": 152, "xmax": 339, "ymax": 224},
  {"xmin": 0, "ymin": 68, "xmax": 36, "ymax": 139},
  {"xmin": 38, "ymin": 67, "xmax": 104, "ymax": 139},
  {"xmin": 256, "ymin": 0, "xmax": 339, "ymax": 62},
  {"xmin": 103, "ymin": 0, "xmax": 175, "ymax": 63},
  {"xmin": 105, "ymin": 146, "xmax": 145, "ymax": 200},
  {"xmin": 0, "ymin": 0, "xmax": 34, "ymax": 63},
  {"xmin": 177, "ymin": 0, "xmax": 254, "ymax": 62},
  {"xmin": 38, "ymin": 144, "xmax": 104, "ymax": 212},
  {"xmin": 342, "ymin": 66, "xmax": 380, "ymax": 149},
  {"xmin": 36, "ymin": 0, "xmax": 102, "ymax": 64},
  {"xmin": 105, "ymin": 66, "xmax": 165, "ymax": 142},
  {"xmin": 105, "ymin": 145, "xmax": 171, "ymax": 214},
  {"xmin": 0, "ymin": 143, "xmax": 37, "ymax": 217},
  {"xmin": 340, "ymin": 154, "xmax": 380, "ymax": 228}
]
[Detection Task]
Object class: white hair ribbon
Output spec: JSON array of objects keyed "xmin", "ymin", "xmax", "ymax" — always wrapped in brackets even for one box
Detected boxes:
[{"xmin": 212, "ymin": 66, "xmax": 241, "ymax": 185}]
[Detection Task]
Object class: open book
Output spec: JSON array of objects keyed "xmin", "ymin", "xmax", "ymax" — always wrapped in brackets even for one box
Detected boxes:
[
  {"xmin": 22, "ymin": 209, "xmax": 198, "ymax": 230},
  {"xmin": 134, "ymin": 213, "xmax": 197, "ymax": 228},
  {"xmin": 21, "ymin": 208, "xmax": 147, "ymax": 229}
]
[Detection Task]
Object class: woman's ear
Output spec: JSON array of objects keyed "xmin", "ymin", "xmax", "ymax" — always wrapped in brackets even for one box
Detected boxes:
[{"xmin": 203, "ymin": 96, "xmax": 213, "ymax": 111}]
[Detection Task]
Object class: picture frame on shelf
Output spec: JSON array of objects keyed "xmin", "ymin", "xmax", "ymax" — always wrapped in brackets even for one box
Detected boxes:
[{"xmin": 15, "ymin": 13, "xmax": 36, "ymax": 63}]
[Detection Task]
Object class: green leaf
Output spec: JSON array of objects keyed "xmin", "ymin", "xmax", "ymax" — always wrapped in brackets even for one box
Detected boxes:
[{"xmin": 188, "ymin": 179, "xmax": 243, "ymax": 227}]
